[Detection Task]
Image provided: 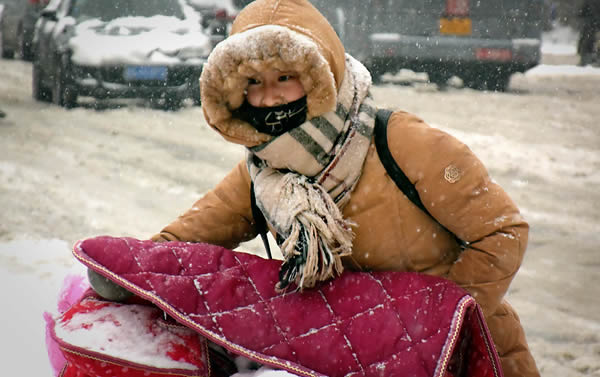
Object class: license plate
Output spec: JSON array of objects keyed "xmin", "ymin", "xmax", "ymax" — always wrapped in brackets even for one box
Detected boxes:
[
  {"xmin": 439, "ymin": 17, "xmax": 472, "ymax": 36},
  {"xmin": 475, "ymin": 48, "xmax": 512, "ymax": 62},
  {"xmin": 123, "ymin": 66, "xmax": 168, "ymax": 81}
]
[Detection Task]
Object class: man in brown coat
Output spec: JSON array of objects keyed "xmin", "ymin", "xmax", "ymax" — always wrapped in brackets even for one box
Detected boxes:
[{"xmin": 147, "ymin": 0, "xmax": 540, "ymax": 375}]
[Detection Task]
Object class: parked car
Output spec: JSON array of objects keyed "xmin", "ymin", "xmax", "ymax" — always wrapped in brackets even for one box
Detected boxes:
[
  {"xmin": 312, "ymin": 0, "xmax": 544, "ymax": 91},
  {"xmin": 185, "ymin": 0, "xmax": 253, "ymax": 42},
  {"xmin": 32, "ymin": 0, "xmax": 214, "ymax": 108},
  {"xmin": 17, "ymin": 0, "xmax": 49, "ymax": 60},
  {"xmin": 186, "ymin": 0, "xmax": 236, "ymax": 45},
  {"xmin": 0, "ymin": 0, "xmax": 47, "ymax": 60},
  {"xmin": 0, "ymin": 0, "xmax": 26, "ymax": 58}
]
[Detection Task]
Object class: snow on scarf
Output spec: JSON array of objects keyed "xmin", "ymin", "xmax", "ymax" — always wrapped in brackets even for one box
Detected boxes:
[{"xmin": 247, "ymin": 55, "xmax": 376, "ymax": 291}]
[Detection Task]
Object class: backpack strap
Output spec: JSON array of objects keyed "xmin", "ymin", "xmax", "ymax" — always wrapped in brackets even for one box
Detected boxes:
[
  {"xmin": 374, "ymin": 109, "xmax": 466, "ymax": 247},
  {"xmin": 374, "ymin": 109, "xmax": 430, "ymax": 216},
  {"xmin": 250, "ymin": 182, "xmax": 273, "ymax": 259}
]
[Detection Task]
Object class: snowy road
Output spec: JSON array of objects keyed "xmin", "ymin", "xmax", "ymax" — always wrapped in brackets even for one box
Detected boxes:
[{"xmin": 1, "ymin": 55, "xmax": 599, "ymax": 376}]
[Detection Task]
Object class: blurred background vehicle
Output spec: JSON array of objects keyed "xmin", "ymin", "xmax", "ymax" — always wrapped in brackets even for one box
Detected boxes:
[
  {"xmin": 0, "ymin": 0, "xmax": 48, "ymax": 60},
  {"xmin": 576, "ymin": 0, "xmax": 600, "ymax": 66},
  {"xmin": 184, "ymin": 0, "xmax": 253, "ymax": 44},
  {"xmin": 185, "ymin": 0, "xmax": 237, "ymax": 46},
  {"xmin": 17, "ymin": 0, "xmax": 49, "ymax": 61},
  {"xmin": 32, "ymin": 0, "xmax": 214, "ymax": 109},
  {"xmin": 312, "ymin": 0, "xmax": 545, "ymax": 91},
  {"xmin": 0, "ymin": 0, "xmax": 26, "ymax": 58}
]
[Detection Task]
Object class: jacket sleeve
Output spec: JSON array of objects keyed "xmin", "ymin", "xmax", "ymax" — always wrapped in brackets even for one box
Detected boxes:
[
  {"xmin": 387, "ymin": 112, "xmax": 529, "ymax": 317},
  {"xmin": 151, "ymin": 160, "xmax": 258, "ymax": 250}
]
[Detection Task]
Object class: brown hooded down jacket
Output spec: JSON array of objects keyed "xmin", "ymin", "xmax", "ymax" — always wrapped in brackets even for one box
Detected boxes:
[{"xmin": 152, "ymin": 1, "xmax": 539, "ymax": 376}]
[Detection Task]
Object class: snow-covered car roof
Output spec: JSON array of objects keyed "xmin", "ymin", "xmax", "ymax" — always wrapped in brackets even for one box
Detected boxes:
[{"xmin": 58, "ymin": 0, "xmax": 213, "ymax": 66}]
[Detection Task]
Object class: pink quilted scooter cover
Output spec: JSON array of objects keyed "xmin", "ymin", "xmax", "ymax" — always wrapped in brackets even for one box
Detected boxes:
[{"xmin": 73, "ymin": 236, "xmax": 503, "ymax": 377}]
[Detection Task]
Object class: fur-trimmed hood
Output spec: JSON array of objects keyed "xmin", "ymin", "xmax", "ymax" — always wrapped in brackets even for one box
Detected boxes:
[{"xmin": 199, "ymin": 0, "xmax": 346, "ymax": 147}]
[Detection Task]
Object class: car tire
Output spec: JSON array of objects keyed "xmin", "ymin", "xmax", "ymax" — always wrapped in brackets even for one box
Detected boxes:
[
  {"xmin": 368, "ymin": 65, "xmax": 385, "ymax": 85},
  {"xmin": 52, "ymin": 59, "xmax": 78, "ymax": 108},
  {"xmin": 483, "ymin": 72, "xmax": 511, "ymax": 92},
  {"xmin": 462, "ymin": 76, "xmax": 483, "ymax": 90},
  {"xmin": 428, "ymin": 70, "xmax": 451, "ymax": 89},
  {"xmin": 32, "ymin": 60, "xmax": 52, "ymax": 102},
  {"xmin": 190, "ymin": 80, "xmax": 201, "ymax": 106},
  {"xmin": 17, "ymin": 25, "xmax": 33, "ymax": 61},
  {"xmin": 367, "ymin": 59, "xmax": 390, "ymax": 85},
  {"xmin": 163, "ymin": 95, "xmax": 182, "ymax": 111},
  {"xmin": 463, "ymin": 68, "xmax": 510, "ymax": 92},
  {"xmin": 0, "ymin": 23, "xmax": 15, "ymax": 59},
  {"xmin": 191, "ymin": 94, "xmax": 201, "ymax": 106}
]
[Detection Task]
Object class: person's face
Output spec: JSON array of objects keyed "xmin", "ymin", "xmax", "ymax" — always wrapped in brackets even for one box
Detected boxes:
[{"xmin": 246, "ymin": 69, "xmax": 305, "ymax": 107}]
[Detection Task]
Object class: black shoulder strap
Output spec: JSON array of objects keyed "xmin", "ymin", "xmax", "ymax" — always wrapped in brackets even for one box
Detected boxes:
[
  {"xmin": 374, "ymin": 109, "xmax": 466, "ymax": 247},
  {"xmin": 374, "ymin": 109, "xmax": 430, "ymax": 216},
  {"xmin": 250, "ymin": 182, "xmax": 273, "ymax": 259}
]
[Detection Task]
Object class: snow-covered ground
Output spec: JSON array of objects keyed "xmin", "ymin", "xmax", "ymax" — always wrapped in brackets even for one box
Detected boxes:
[
  {"xmin": 1, "ymin": 24, "xmax": 599, "ymax": 376},
  {"xmin": 541, "ymin": 22, "xmax": 579, "ymax": 56}
]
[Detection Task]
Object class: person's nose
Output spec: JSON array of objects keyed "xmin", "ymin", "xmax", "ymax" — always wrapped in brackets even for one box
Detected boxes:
[{"xmin": 261, "ymin": 85, "xmax": 283, "ymax": 107}]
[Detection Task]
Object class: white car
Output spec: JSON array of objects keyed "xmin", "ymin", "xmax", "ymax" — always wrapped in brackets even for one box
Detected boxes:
[
  {"xmin": 0, "ymin": 0, "xmax": 26, "ymax": 58},
  {"xmin": 32, "ymin": 0, "xmax": 214, "ymax": 108}
]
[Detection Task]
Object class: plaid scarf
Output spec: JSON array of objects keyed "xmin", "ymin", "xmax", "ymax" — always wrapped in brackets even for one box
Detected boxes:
[{"xmin": 247, "ymin": 55, "xmax": 376, "ymax": 290}]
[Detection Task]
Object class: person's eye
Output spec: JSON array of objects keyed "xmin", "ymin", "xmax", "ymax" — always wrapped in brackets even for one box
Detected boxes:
[
  {"xmin": 248, "ymin": 78, "xmax": 260, "ymax": 85},
  {"xmin": 279, "ymin": 75, "xmax": 293, "ymax": 82}
]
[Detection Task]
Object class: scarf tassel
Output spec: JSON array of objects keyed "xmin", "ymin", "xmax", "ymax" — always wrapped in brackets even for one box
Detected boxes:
[{"xmin": 276, "ymin": 183, "xmax": 355, "ymax": 292}]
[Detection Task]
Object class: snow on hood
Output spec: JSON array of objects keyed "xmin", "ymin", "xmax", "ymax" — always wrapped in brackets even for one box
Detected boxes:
[
  {"xmin": 188, "ymin": 0, "xmax": 238, "ymax": 15},
  {"xmin": 69, "ymin": 15, "xmax": 212, "ymax": 66}
]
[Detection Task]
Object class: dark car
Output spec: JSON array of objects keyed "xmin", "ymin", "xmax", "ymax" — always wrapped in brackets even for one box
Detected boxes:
[
  {"xmin": 0, "ymin": 0, "xmax": 48, "ymax": 60},
  {"xmin": 17, "ymin": 0, "xmax": 49, "ymax": 60},
  {"xmin": 186, "ymin": 0, "xmax": 237, "ymax": 45},
  {"xmin": 32, "ymin": 0, "xmax": 214, "ymax": 108},
  {"xmin": 0, "ymin": 0, "xmax": 25, "ymax": 58},
  {"xmin": 312, "ymin": 0, "xmax": 544, "ymax": 91},
  {"xmin": 185, "ymin": 0, "xmax": 254, "ymax": 41}
]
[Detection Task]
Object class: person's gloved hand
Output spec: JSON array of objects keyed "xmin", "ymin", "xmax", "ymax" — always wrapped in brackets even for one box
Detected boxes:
[{"xmin": 87, "ymin": 268, "xmax": 133, "ymax": 302}]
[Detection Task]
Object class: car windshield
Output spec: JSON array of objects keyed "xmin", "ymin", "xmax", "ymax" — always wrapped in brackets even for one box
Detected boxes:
[{"xmin": 70, "ymin": 0, "xmax": 185, "ymax": 21}]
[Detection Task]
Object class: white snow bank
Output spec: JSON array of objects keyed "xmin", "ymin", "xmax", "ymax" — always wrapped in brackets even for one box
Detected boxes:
[
  {"xmin": 0, "ymin": 238, "xmax": 78, "ymax": 285},
  {"xmin": 526, "ymin": 64, "xmax": 600, "ymax": 76},
  {"xmin": 541, "ymin": 23, "xmax": 579, "ymax": 55},
  {"xmin": 0, "ymin": 239, "xmax": 81, "ymax": 377}
]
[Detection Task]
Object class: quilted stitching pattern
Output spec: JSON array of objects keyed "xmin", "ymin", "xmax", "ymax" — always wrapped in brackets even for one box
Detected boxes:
[{"xmin": 74, "ymin": 236, "xmax": 499, "ymax": 377}]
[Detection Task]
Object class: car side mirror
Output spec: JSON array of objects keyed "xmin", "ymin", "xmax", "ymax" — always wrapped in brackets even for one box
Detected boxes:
[{"xmin": 40, "ymin": 8, "xmax": 58, "ymax": 22}]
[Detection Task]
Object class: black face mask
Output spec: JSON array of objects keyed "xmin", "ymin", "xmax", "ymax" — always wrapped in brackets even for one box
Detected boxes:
[{"xmin": 233, "ymin": 96, "xmax": 308, "ymax": 136}]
